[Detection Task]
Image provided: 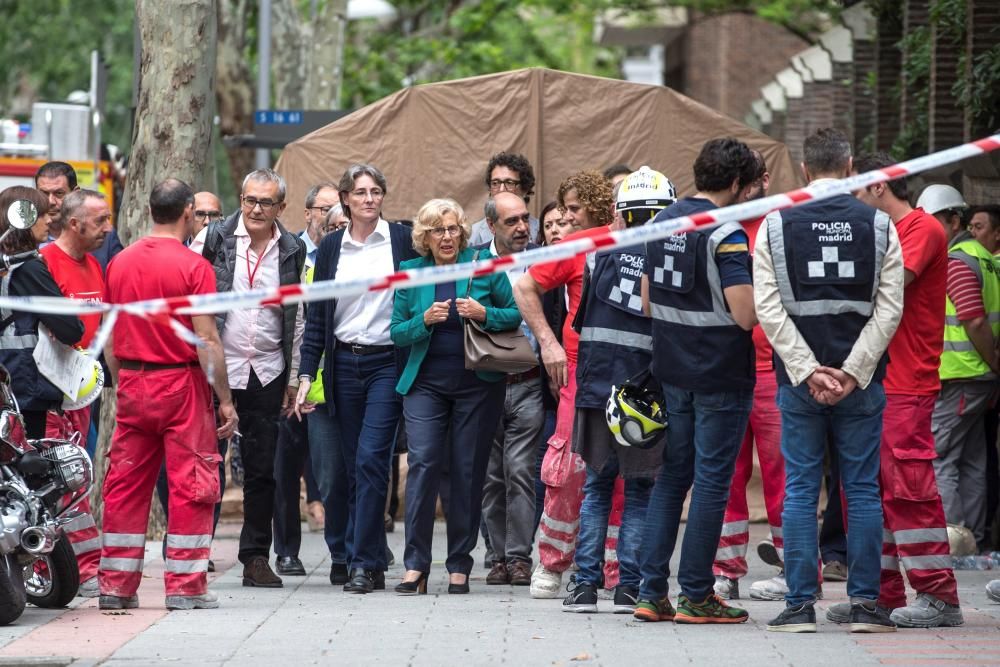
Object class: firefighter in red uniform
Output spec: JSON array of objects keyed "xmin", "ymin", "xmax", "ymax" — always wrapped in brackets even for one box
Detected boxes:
[
  {"xmin": 38, "ymin": 187, "xmax": 111, "ymax": 597},
  {"xmin": 98, "ymin": 178, "xmax": 237, "ymax": 611},
  {"xmin": 823, "ymin": 153, "xmax": 963, "ymax": 628}
]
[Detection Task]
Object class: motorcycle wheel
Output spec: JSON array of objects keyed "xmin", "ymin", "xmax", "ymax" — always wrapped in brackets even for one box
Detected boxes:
[
  {"xmin": 0, "ymin": 552, "xmax": 27, "ymax": 625},
  {"xmin": 25, "ymin": 537, "xmax": 80, "ymax": 609}
]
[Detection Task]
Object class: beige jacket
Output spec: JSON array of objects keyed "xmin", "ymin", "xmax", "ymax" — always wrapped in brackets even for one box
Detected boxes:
[{"xmin": 753, "ymin": 203, "xmax": 904, "ymax": 389}]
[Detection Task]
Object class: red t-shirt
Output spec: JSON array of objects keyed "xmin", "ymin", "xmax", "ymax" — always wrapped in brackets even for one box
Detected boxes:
[
  {"xmin": 40, "ymin": 243, "xmax": 105, "ymax": 348},
  {"xmin": 528, "ymin": 225, "xmax": 609, "ymax": 364},
  {"xmin": 742, "ymin": 216, "xmax": 774, "ymax": 372},
  {"xmin": 884, "ymin": 208, "xmax": 948, "ymax": 395},
  {"xmin": 104, "ymin": 237, "xmax": 217, "ymax": 365}
]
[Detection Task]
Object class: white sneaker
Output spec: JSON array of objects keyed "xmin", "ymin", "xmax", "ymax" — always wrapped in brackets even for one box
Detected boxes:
[
  {"xmin": 750, "ymin": 575, "xmax": 789, "ymax": 601},
  {"xmin": 77, "ymin": 576, "xmax": 99, "ymax": 598},
  {"xmin": 988, "ymin": 580, "xmax": 1000, "ymax": 604},
  {"xmin": 713, "ymin": 575, "xmax": 740, "ymax": 600},
  {"xmin": 530, "ymin": 565, "xmax": 562, "ymax": 599}
]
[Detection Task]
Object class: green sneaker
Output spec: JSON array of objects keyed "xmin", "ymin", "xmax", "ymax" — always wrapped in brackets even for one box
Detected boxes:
[
  {"xmin": 633, "ymin": 597, "xmax": 676, "ymax": 622},
  {"xmin": 675, "ymin": 593, "xmax": 749, "ymax": 624}
]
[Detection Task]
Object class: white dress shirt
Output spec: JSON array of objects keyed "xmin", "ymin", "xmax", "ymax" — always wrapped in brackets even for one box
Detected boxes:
[
  {"xmin": 489, "ymin": 239, "xmax": 537, "ymax": 356},
  {"xmin": 190, "ymin": 217, "xmax": 305, "ymax": 390},
  {"xmin": 333, "ymin": 218, "xmax": 395, "ymax": 345}
]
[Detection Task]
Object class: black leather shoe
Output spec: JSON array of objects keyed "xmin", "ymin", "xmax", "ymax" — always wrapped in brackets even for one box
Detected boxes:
[
  {"xmin": 330, "ymin": 563, "xmax": 350, "ymax": 585},
  {"xmin": 275, "ymin": 556, "xmax": 306, "ymax": 576},
  {"xmin": 345, "ymin": 569, "xmax": 383, "ymax": 594}
]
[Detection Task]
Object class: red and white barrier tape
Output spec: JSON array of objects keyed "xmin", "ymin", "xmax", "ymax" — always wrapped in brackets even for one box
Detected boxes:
[{"xmin": 2, "ymin": 134, "xmax": 999, "ymax": 346}]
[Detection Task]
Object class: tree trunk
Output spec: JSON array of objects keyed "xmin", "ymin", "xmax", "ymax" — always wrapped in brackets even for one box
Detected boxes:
[
  {"xmin": 92, "ymin": 0, "xmax": 218, "ymax": 539},
  {"xmin": 216, "ymin": 0, "xmax": 255, "ymax": 199},
  {"xmin": 272, "ymin": 0, "xmax": 306, "ymax": 109},
  {"xmin": 306, "ymin": 0, "xmax": 349, "ymax": 109}
]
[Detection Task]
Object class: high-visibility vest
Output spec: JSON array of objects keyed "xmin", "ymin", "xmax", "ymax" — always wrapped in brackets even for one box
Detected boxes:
[{"xmin": 940, "ymin": 238, "xmax": 1000, "ymax": 380}]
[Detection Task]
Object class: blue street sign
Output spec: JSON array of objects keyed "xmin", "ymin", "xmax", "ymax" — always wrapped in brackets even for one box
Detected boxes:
[{"xmin": 255, "ymin": 110, "xmax": 304, "ymax": 125}]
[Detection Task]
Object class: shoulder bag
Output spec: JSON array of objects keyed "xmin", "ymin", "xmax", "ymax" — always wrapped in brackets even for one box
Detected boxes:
[{"xmin": 462, "ymin": 251, "xmax": 538, "ymax": 374}]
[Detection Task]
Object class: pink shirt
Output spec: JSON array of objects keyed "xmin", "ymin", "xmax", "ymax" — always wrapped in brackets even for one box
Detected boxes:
[{"xmin": 190, "ymin": 217, "xmax": 304, "ymax": 390}]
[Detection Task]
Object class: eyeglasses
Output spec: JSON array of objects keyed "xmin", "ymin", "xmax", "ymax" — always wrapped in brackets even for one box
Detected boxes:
[
  {"xmin": 307, "ymin": 205, "xmax": 335, "ymax": 215},
  {"xmin": 489, "ymin": 179, "xmax": 521, "ymax": 191},
  {"xmin": 429, "ymin": 225, "xmax": 463, "ymax": 239},
  {"xmin": 502, "ymin": 213, "xmax": 531, "ymax": 227},
  {"xmin": 350, "ymin": 189, "xmax": 384, "ymax": 200},
  {"xmin": 195, "ymin": 210, "xmax": 224, "ymax": 222},
  {"xmin": 241, "ymin": 196, "xmax": 281, "ymax": 211}
]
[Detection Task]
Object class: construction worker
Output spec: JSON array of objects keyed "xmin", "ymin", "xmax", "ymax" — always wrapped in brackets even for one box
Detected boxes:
[
  {"xmin": 99, "ymin": 178, "xmax": 237, "ymax": 610},
  {"xmin": 821, "ymin": 153, "xmax": 962, "ymax": 629},
  {"xmin": 560, "ymin": 167, "xmax": 674, "ymax": 614},
  {"xmin": 919, "ymin": 183, "xmax": 999, "ymax": 551}
]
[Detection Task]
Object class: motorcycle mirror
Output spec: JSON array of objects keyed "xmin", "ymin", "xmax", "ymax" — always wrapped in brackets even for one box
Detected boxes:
[{"xmin": 6, "ymin": 199, "xmax": 39, "ymax": 231}]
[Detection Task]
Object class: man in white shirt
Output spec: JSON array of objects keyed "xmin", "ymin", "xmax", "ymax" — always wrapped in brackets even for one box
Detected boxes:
[
  {"xmin": 469, "ymin": 152, "xmax": 540, "ymax": 245},
  {"xmin": 191, "ymin": 168, "xmax": 307, "ymax": 588}
]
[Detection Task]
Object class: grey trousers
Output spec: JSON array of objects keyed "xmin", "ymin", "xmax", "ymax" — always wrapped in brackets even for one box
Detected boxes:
[
  {"xmin": 481, "ymin": 377, "xmax": 545, "ymax": 564},
  {"xmin": 931, "ymin": 380, "xmax": 996, "ymax": 543}
]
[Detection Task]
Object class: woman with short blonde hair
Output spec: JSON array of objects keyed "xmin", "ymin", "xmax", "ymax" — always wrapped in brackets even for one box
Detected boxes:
[{"xmin": 390, "ymin": 197, "xmax": 521, "ymax": 595}]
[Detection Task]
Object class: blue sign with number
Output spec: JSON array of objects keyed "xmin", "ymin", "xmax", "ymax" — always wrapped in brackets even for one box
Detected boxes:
[{"xmin": 255, "ymin": 110, "xmax": 304, "ymax": 125}]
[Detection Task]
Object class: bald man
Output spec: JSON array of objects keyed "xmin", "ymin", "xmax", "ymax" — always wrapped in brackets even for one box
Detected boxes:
[{"xmin": 193, "ymin": 192, "xmax": 224, "ymax": 235}]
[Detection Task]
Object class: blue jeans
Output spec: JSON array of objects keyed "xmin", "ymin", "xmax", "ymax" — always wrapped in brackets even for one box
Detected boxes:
[
  {"xmin": 638, "ymin": 384, "xmax": 752, "ymax": 602},
  {"xmin": 308, "ymin": 407, "xmax": 351, "ymax": 565},
  {"xmin": 333, "ymin": 349, "xmax": 400, "ymax": 571},
  {"xmin": 576, "ymin": 453, "xmax": 653, "ymax": 588},
  {"xmin": 778, "ymin": 381, "xmax": 885, "ymax": 606}
]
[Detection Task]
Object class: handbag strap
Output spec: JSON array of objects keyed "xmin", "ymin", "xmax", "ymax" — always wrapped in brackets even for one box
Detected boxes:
[{"xmin": 464, "ymin": 249, "xmax": 481, "ymax": 299}]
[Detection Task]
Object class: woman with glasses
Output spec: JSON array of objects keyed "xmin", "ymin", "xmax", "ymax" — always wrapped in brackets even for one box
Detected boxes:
[
  {"xmin": 389, "ymin": 198, "xmax": 520, "ymax": 595},
  {"xmin": 295, "ymin": 164, "xmax": 419, "ymax": 594}
]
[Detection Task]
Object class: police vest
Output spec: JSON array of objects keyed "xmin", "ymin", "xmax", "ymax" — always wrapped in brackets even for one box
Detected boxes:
[
  {"xmin": 766, "ymin": 196, "xmax": 890, "ymax": 385},
  {"xmin": 646, "ymin": 221, "xmax": 754, "ymax": 392},
  {"xmin": 0, "ymin": 262, "xmax": 62, "ymax": 410},
  {"xmin": 940, "ymin": 238, "xmax": 1000, "ymax": 380},
  {"xmin": 576, "ymin": 244, "xmax": 652, "ymax": 409}
]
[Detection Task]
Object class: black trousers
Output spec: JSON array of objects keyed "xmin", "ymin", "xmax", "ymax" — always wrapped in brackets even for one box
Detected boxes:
[
  {"xmin": 234, "ymin": 369, "xmax": 286, "ymax": 563},
  {"xmin": 402, "ymin": 368, "xmax": 504, "ymax": 575},
  {"xmin": 272, "ymin": 414, "xmax": 319, "ymax": 557}
]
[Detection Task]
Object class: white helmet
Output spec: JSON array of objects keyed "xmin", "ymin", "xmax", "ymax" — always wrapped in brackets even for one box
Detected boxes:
[
  {"xmin": 616, "ymin": 166, "xmax": 676, "ymax": 212},
  {"xmin": 62, "ymin": 356, "xmax": 105, "ymax": 411},
  {"xmin": 916, "ymin": 184, "xmax": 967, "ymax": 215}
]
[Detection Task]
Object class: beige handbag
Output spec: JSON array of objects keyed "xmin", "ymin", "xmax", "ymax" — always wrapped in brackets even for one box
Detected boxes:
[{"xmin": 463, "ymin": 252, "xmax": 538, "ymax": 374}]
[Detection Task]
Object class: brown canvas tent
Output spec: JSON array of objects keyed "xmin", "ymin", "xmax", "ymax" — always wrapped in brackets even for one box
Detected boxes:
[{"xmin": 276, "ymin": 68, "xmax": 801, "ymax": 232}]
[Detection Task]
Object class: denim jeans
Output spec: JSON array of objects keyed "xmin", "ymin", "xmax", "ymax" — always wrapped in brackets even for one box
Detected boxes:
[
  {"xmin": 778, "ymin": 381, "xmax": 885, "ymax": 606},
  {"xmin": 307, "ymin": 407, "xmax": 351, "ymax": 565},
  {"xmin": 576, "ymin": 453, "xmax": 653, "ymax": 588},
  {"xmin": 333, "ymin": 348, "xmax": 400, "ymax": 571},
  {"xmin": 638, "ymin": 383, "xmax": 752, "ymax": 602}
]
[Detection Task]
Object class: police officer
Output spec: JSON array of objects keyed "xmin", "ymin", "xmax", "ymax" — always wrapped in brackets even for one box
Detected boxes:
[
  {"xmin": 755, "ymin": 128, "xmax": 904, "ymax": 633},
  {"xmin": 561, "ymin": 167, "xmax": 674, "ymax": 614},
  {"xmin": 634, "ymin": 138, "xmax": 759, "ymax": 624}
]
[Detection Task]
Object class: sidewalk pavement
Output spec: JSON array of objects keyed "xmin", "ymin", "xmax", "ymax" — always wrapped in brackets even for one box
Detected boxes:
[{"xmin": 0, "ymin": 522, "xmax": 998, "ymax": 667}]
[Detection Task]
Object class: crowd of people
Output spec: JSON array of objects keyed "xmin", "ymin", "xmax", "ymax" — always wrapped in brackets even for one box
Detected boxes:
[{"xmin": 2, "ymin": 127, "xmax": 1000, "ymax": 630}]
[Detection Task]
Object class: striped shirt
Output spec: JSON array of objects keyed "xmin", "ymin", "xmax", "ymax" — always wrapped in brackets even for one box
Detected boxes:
[{"xmin": 945, "ymin": 258, "xmax": 985, "ymax": 320}]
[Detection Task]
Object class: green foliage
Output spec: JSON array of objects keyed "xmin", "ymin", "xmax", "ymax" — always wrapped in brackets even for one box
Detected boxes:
[
  {"xmin": 0, "ymin": 0, "xmax": 135, "ymax": 149},
  {"xmin": 892, "ymin": 26, "xmax": 931, "ymax": 159},
  {"xmin": 340, "ymin": 0, "xmax": 622, "ymax": 107}
]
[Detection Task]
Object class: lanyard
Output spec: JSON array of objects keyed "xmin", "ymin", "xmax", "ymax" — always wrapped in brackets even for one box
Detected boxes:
[{"xmin": 246, "ymin": 242, "xmax": 267, "ymax": 289}]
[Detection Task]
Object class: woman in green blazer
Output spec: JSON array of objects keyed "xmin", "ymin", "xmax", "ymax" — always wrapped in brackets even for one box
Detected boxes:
[{"xmin": 390, "ymin": 198, "xmax": 521, "ymax": 595}]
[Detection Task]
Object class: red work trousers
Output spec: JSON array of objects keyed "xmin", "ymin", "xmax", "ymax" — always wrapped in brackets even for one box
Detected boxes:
[
  {"xmin": 537, "ymin": 364, "xmax": 623, "ymax": 586},
  {"xmin": 879, "ymin": 393, "xmax": 959, "ymax": 608},
  {"xmin": 45, "ymin": 408, "xmax": 100, "ymax": 583},
  {"xmin": 713, "ymin": 370, "xmax": 784, "ymax": 580},
  {"xmin": 99, "ymin": 367, "xmax": 220, "ymax": 598}
]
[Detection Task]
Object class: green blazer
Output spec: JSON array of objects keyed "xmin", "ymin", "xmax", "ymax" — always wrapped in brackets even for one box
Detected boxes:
[{"xmin": 390, "ymin": 247, "xmax": 522, "ymax": 395}]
